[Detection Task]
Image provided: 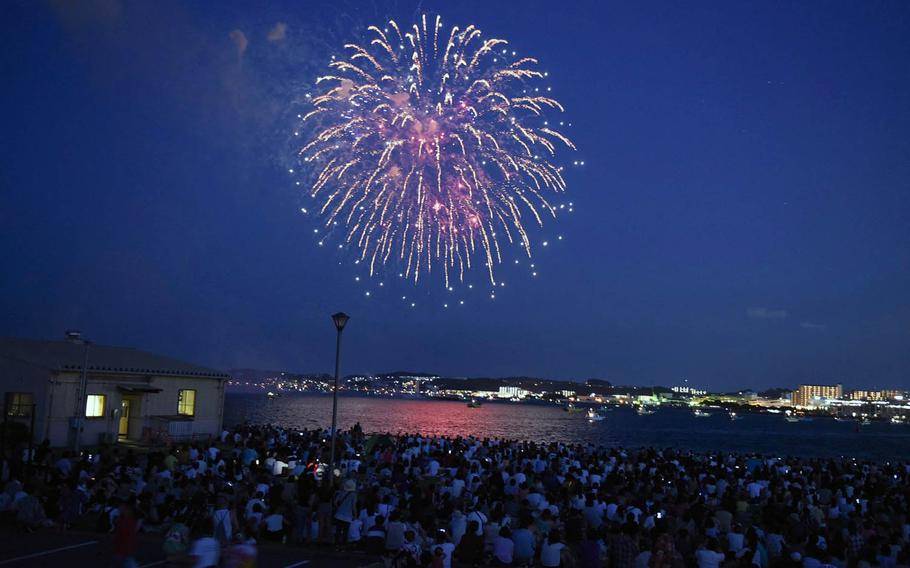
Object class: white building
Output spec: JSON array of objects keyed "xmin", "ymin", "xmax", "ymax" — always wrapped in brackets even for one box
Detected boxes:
[
  {"xmin": 497, "ymin": 386, "xmax": 529, "ymax": 399},
  {"xmin": 671, "ymin": 385, "xmax": 707, "ymax": 396},
  {"xmin": 1, "ymin": 334, "xmax": 228, "ymax": 447}
]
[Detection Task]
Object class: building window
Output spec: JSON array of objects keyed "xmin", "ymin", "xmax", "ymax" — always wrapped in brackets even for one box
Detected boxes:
[
  {"xmin": 5, "ymin": 392, "xmax": 33, "ymax": 417},
  {"xmin": 177, "ymin": 389, "xmax": 196, "ymax": 416},
  {"xmin": 85, "ymin": 394, "xmax": 105, "ymax": 418}
]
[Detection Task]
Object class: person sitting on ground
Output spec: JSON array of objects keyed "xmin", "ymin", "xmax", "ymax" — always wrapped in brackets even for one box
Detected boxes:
[
  {"xmin": 162, "ymin": 513, "xmax": 190, "ymax": 562},
  {"xmin": 540, "ymin": 528, "xmax": 569, "ymax": 568},
  {"xmin": 696, "ymin": 537, "xmax": 726, "ymax": 568},
  {"xmin": 385, "ymin": 510, "xmax": 407, "ymax": 553},
  {"xmin": 493, "ymin": 525, "xmax": 515, "ymax": 566}
]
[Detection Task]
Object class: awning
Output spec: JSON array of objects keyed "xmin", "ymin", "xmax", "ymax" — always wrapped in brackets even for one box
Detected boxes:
[{"xmin": 117, "ymin": 386, "xmax": 163, "ymax": 394}]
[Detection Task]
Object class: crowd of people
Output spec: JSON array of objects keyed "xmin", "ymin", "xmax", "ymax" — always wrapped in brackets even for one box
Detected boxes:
[{"xmin": 1, "ymin": 422, "xmax": 909, "ymax": 567}]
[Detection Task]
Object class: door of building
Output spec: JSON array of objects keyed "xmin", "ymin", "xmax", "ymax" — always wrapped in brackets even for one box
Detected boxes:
[{"xmin": 119, "ymin": 399, "xmax": 131, "ymax": 439}]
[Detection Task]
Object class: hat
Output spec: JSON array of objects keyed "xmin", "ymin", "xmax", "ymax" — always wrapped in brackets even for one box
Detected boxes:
[{"xmin": 343, "ymin": 479, "xmax": 356, "ymax": 492}]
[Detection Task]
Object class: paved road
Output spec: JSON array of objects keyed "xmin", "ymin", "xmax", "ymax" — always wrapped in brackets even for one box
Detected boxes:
[{"xmin": 0, "ymin": 529, "xmax": 377, "ymax": 568}]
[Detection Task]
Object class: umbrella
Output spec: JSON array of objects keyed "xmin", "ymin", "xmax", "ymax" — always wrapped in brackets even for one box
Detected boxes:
[{"xmin": 363, "ymin": 434, "xmax": 395, "ymax": 453}]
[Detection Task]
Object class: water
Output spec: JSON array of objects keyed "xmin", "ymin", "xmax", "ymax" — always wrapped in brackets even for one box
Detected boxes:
[{"xmin": 224, "ymin": 393, "xmax": 910, "ymax": 462}]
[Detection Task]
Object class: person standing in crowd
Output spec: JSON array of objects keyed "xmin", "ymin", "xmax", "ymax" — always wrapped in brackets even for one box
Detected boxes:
[
  {"xmin": 333, "ymin": 478, "xmax": 358, "ymax": 548},
  {"xmin": 212, "ymin": 495, "xmax": 234, "ymax": 548},
  {"xmin": 112, "ymin": 501, "xmax": 138, "ymax": 568}
]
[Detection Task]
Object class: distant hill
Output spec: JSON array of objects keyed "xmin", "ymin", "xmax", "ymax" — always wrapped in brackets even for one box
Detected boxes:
[
  {"xmin": 228, "ymin": 368, "xmax": 284, "ymax": 381},
  {"xmin": 228, "ymin": 368, "xmax": 331, "ymax": 382},
  {"xmin": 758, "ymin": 387, "xmax": 793, "ymax": 399},
  {"xmin": 375, "ymin": 371, "xmax": 439, "ymax": 378}
]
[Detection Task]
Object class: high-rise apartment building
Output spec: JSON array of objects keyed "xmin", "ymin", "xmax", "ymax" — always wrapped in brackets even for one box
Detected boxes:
[{"xmin": 792, "ymin": 383, "xmax": 843, "ymax": 407}]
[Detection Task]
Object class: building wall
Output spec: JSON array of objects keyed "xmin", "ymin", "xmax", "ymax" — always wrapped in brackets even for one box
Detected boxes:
[
  {"xmin": 43, "ymin": 372, "xmax": 224, "ymax": 447},
  {"xmin": 0, "ymin": 358, "xmax": 51, "ymax": 441},
  {"xmin": 848, "ymin": 390, "xmax": 902, "ymax": 401}
]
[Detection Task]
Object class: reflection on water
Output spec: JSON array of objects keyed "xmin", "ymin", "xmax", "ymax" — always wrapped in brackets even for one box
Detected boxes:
[{"xmin": 224, "ymin": 393, "xmax": 910, "ymax": 461}]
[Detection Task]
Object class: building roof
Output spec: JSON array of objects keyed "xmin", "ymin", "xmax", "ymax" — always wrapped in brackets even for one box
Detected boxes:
[{"xmin": 0, "ymin": 337, "xmax": 228, "ymax": 379}]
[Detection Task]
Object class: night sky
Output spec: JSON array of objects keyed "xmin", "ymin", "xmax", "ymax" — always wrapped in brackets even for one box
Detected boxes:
[{"xmin": 2, "ymin": 1, "xmax": 908, "ymax": 390}]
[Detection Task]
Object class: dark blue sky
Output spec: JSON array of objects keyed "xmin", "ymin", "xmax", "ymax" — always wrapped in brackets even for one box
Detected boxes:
[{"xmin": 2, "ymin": 1, "xmax": 908, "ymax": 390}]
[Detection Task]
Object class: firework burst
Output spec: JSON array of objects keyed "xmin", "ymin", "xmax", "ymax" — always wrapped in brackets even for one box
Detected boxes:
[{"xmin": 296, "ymin": 14, "xmax": 575, "ymax": 288}]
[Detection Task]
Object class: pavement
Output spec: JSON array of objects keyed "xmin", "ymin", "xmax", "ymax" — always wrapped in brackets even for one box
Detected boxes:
[{"xmin": 0, "ymin": 529, "xmax": 380, "ymax": 568}]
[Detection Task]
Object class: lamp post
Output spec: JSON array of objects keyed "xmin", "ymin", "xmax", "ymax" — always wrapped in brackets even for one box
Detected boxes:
[
  {"xmin": 328, "ymin": 312, "xmax": 349, "ymax": 487},
  {"xmin": 74, "ymin": 337, "xmax": 91, "ymax": 453}
]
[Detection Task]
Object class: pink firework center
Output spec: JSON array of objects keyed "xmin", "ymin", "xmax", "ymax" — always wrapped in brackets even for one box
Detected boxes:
[{"xmin": 298, "ymin": 14, "xmax": 575, "ymax": 288}]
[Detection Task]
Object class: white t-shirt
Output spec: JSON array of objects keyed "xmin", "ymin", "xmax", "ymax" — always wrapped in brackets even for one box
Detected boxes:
[
  {"xmin": 271, "ymin": 460, "xmax": 288, "ymax": 476},
  {"xmin": 493, "ymin": 536, "xmax": 514, "ymax": 564},
  {"xmin": 435, "ymin": 542, "xmax": 456, "ymax": 568},
  {"xmin": 696, "ymin": 549, "xmax": 725, "ymax": 568},
  {"xmin": 765, "ymin": 533, "xmax": 784, "ymax": 555},
  {"xmin": 190, "ymin": 536, "xmax": 220, "ymax": 568},
  {"xmin": 348, "ymin": 519, "xmax": 363, "ymax": 542},
  {"xmin": 245, "ymin": 498, "xmax": 265, "ymax": 519},
  {"xmin": 466, "ymin": 511, "xmax": 487, "ymax": 535},
  {"xmin": 264, "ymin": 513, "xmax": 284, "ymax": 532},
  {"xmin": 747, "ymin": 481, "xmax": 763, "ymax": 498},
  {"xmin": 540, "ymin": 541, "xmax": 565, "ymax": 567}
]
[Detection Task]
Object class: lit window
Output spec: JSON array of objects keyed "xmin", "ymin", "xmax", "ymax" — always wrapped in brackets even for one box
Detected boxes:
[
  {"xmin": 85, "ymin": 394, "xmax": 105, "ymax": 418},
  {"xmin": 5, "ymin": 392, "xmax": 33, "ymax": 417},
  {"xmin": 177, "ymin": 389, "xmax": 196, "ymax": 416}
]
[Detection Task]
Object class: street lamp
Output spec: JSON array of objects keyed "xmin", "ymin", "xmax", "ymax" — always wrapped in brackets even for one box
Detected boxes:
[
  {"xmin": 328, "ymin": 312, "xmax": 349, "ymax": 487},
  {"xmin": 73, "ymin": 334, "xmax": 91, "ymax": 454}
]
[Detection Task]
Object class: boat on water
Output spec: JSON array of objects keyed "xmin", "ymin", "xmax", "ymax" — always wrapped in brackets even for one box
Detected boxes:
[
  {"xmin": 467, "ymin": 399, "xmax": 482, "ymax": 408},
  {"xmin": 693, "ymin": 409, "xmax": 711, "ymax": 418},
  {"xmin": 586, "ymin": 409, "xmax": 605, "ymax": 422},
  {"xmin": 784, "ymin": 410, "xmax": 812, "ymax": 423},
  {"xmin": 267, "ymin": 391, "xmax": 280, "ymax": 398},
  {"xmin": 785, "ymin": 414, "xmax": 813, "ymax": 423},
  {"xmin": 729, "ymin": 411, "xmax": 743, "ymax": 421},
  {"xmin": 860, "ymin": 418, "xmax": 872, "ymax": 426},
  {"xmin": 563, "ymin": 404, "xmax": 585, "ymax": 414},
  {"xmin": 834, "ymin": 416, "xmax": 849, "ymax": 422},
  {"xmin": 636, "ymin": 405, "xmax": 656, "ymax": 416}
]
